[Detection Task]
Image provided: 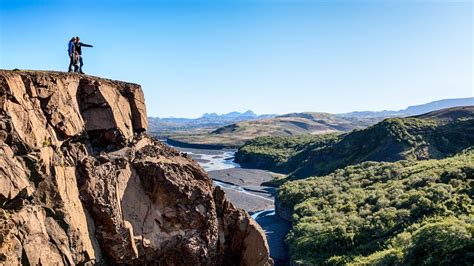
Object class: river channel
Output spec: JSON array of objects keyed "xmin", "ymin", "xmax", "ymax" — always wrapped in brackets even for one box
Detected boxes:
[{"xmin": 171, "ymin": 146, "xmax": 291, "ymax": 264}]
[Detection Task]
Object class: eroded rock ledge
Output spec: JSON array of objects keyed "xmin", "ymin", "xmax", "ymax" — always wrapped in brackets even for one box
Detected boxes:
[{"xmin": 0, "ymin": 70, "xmax": 271, "ymax": 265}]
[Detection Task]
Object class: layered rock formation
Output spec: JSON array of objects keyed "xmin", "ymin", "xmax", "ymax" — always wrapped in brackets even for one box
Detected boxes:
[{"xmin": 0, "ymin": 70, "xmax": 271, "ymax": 265}]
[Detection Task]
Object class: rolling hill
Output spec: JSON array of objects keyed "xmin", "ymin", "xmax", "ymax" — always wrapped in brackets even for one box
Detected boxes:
[
  {"xmin": 235, "ymin": 106, "xmax": 474, "ymax": 178},
  {"xmin": 167, "ymin": 112, "xmax": 379, "ymax": 148}
]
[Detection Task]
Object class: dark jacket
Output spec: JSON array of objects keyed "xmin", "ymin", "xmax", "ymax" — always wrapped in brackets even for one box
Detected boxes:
[
  {"xmin": 68, "ymin": 41, "xmax": 76, "ymax": 55},
  {"xmin": 74, "ymin": 42, "xmax": 93, "ymax": 55}
]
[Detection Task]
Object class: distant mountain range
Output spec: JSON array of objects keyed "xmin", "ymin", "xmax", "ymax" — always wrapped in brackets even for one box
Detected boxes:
[
  {"xmin": 148, "ymin": 110, "xmax": 276, "ymax": 133},
  {"xmin": 149, "ymin": 97, "xmax": 473, "ymax": 141},
  {"xmin": 338, "ymin": 97, "xmax": 473, "ymax": 118},
  {"xmin": 200, "ymin": 110, "xmax": 268, "ymax": 119}
]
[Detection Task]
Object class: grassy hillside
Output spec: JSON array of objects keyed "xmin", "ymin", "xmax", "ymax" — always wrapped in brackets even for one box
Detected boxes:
[
  {"xmin": 167, "ymin": 112, "xmax": 379, "ymax": 148},
  {"xmin": 277, "ymin": 150, "xmax": 474, "ymax": 265},
  {"xmin": 235, "ymin": 134, "xmax": 340, "ymax": 172},
  {"xmin": 236, "ymin": 106, "xmax": 474, "ymax": 178}
]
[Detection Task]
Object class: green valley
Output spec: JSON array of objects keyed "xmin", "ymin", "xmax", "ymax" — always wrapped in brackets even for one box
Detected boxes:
[{"xmin": 233, "ymin": 106, "xmax": 474, "ymax": 265}]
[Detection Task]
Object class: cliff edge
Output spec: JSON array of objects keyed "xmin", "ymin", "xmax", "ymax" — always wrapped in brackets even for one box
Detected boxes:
[{"xmin": 0, "ymin": 70, "xmax": 271, "ymax": 265}]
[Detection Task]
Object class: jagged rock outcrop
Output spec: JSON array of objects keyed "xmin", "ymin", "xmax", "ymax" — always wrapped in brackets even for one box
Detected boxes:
[{"xmin": 0, "ymin": 70, "xmax": 271, "ymax": 265}]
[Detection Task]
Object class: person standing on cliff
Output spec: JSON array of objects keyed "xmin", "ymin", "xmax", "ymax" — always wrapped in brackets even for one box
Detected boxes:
[
  {"xmin": 74, "ymin": 36, "xmax": 93, "ymax": 74},
  {"xmin": 67, "ymin": 37, "xmax": 77, "ymax": 72}
]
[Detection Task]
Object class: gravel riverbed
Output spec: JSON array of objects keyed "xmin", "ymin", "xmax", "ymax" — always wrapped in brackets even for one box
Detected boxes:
[{"xmin": 170, "ymin": 145, "xmax": 291, "ymax": 264}]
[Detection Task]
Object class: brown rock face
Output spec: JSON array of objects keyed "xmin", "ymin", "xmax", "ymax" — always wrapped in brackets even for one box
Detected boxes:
[{"xmin": 0, "ymin": 70, "xmax": 271, "ymax": 265}]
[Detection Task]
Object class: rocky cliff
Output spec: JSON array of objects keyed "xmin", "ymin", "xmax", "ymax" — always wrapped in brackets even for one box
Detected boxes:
[{"xmin": 0, "ymin": 70, "xmax": 271, "ymax": 265}]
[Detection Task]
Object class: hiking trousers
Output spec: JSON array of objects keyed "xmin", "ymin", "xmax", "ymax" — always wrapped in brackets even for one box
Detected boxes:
[
  {"xmin": 68, "ymin": 54, "xmax": 76, "ymax": 72},
  {"xmin": 78, "ymin": 56, "xmax": 84, "ymax": 72}
]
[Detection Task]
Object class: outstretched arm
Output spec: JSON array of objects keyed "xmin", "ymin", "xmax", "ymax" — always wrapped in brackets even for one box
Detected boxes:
[{"xmin": 80, "ymin": 42, "xmax": 93, "ymax": 47}]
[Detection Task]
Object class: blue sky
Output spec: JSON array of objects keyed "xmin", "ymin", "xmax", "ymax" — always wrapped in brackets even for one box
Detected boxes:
[{"xmin": 0, "ymin": 0, "xmax": 472, "ymax": 118}]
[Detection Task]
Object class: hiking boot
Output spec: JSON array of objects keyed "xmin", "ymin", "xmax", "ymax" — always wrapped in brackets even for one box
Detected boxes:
[{"xmin": 79, "ymin": 71, "xmax": 85, "ymax": 74}]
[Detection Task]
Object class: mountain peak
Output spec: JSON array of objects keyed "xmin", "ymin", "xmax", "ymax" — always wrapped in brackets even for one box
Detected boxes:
[{"xmin": 200, "ymin": 110, "xmax": 258, "ymax": 119}]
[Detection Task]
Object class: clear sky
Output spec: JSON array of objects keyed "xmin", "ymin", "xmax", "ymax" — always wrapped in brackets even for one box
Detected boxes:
[{"xmin": 0, "ymin": 0, "xmax": 472, "ymax": 118}]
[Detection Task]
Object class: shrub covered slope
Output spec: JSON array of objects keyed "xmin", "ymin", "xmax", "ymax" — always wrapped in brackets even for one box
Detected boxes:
[
  {"xmin": 235, "ymin": 134, "xmax": 340, "ymax": 172},
  {"xmin": 278, "ymin": 150, "xmax": 474, "ymax": 265}
]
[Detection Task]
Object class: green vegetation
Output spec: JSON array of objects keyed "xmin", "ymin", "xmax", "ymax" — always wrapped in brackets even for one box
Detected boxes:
[
  {"xmin": 235, "ymin": 134, "xmax": 340, "ymax": 172},
  {"xmin": 42, "ymin": 138, "xmax": 52, "ymax": 147},
  {"xmin": 236, "ymin": 108, "xmax": 474, "ymax": 179},
  {"xmin": 237, "ymin": 108, "xmax": 474, "ymax": 264},
  {"xmin": 278, "ymin": 150, "xmax": 474, "ymax": 265}
]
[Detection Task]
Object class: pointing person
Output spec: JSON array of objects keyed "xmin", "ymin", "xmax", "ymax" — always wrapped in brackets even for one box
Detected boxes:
[{"xmin": 74, "ymin": 36, "xmax": 93, "ymax": 74}]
